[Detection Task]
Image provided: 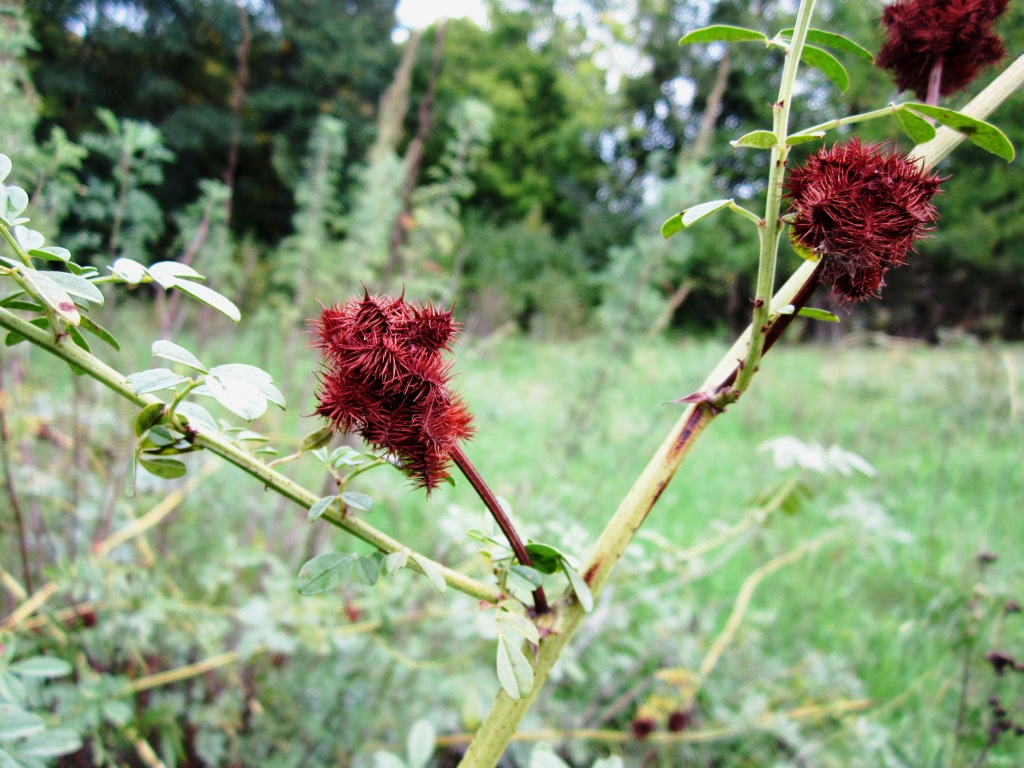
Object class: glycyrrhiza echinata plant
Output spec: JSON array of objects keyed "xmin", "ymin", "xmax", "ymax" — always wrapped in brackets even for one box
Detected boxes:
[{"xmin": 0, "ymin": 0, "xmax": 1021, "ymax": 766}]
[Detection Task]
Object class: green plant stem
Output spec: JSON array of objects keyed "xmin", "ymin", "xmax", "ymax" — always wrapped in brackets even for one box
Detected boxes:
[
  {"xmin": 0, "ymin": 221, "xmax": 32, "ymax": 266},
  {"xmin": 0, "ymin": 306, "xmax": 502, "ymax": 605},
  {"xmin": 798, "ymin": 104, "xmax": 899, "ymax": 137},
  {"xmin": 166, "ymin": 379, "xmax": 201, "ymax": 418},
  {"xmin": 734, "ymin": 0, "xmax": 817, "ymax": 394},
  {"xmin": 460, "ymin": 15, "xmax": 1024, "ymax": 768}
]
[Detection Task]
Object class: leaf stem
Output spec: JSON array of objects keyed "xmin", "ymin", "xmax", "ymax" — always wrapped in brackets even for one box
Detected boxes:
[
  {"xmin": 451, "ymin": 445, "xmax": 549, "ymax": 615},
  {"xmin": 797, "ymin": 103, "xmax": 899, "ymax": 137},
  {"xmin": 0, "ymin": 306, "xmax": 502, "ymax": 605},
  {"xmin": 0, "ymin": 219, "xmax": 33, "ymax": 267}
]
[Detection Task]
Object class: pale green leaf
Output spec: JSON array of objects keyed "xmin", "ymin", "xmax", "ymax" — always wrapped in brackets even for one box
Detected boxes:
[
  {"xmin": 410, "ymin": 553, "xmax": 447, "ymax": 593},
  {"xmin": 799, "ymin": 45, "xmax": 849, "ymax": 92},
  {"xmin": 300, "ymin": 426, "xmax": 333, "ymax": 451},
  {"xmin": 146, "ymin": 261, "xmax": 203, "ymax": 288},
  {"xmin": 14, "ymin": 729, "xmax": 82, "ymax": 758},
  {"xmin": 0, "ymin": 748, "xmax": 24, "ymax": 768},
  {"xmin": 8, "ymin": 657, "xmax": 72, "ymax": 680},
  {"xmin": 204, "ymin": 374, "xmax": 267, "ymax": 421},
  {"xmin": 38, "ymin": 271, "xmax": 103, "ymax": 306},
  {"xmin": 509, "ymin": 564, "xmax": 542, "ymax": 589},
  {"xmin": 78, "ymin": 315, "xmax": 119, "ymax": 350},
  {"xmin": 135, "ymin": 403, "xmax": 165, "ymax": 437},
  {"xmin": 138, "ymin": 456, "xmax": 187, "ymax": 480},
  {"xmin": 19, "ymin": 268, "xmax": 79, "ymax": 325},
  {"xmin": 12, "ymin": 227, "xmax": 43, "ymax": 252},
  {"xmin": 0, "ymin": 156, "xmax": 11, "ymax": 183},
  {"xmin": 893, "ymin": 107, "xmax": 937, "ymax": 144},
  {"xmin": 152, "ymin": 340, "xmax": 206, "ymax": 372},
  {"xmin": 384, "ymin": 552, "xmax": 408, "ymax": 574},
  {"xmin": 296, "ymin": 553, "xmax": 355, "ymax": 595},
  {"xmin": 307, "ymin": 496, "xmax": 337, "ymax": 522},
  {"xmin": 496, "ymin": 635, "xmax": 533, "ymax": 700},
  {"xmin": 0, "ymin": 705, "xmax": 44, "ymax": 740},
  {"xmin": 341, "ymin": 492, "xmax": 374, "ymax": 512},
  {"xmin": 499, "ymin": 610, "xmax": 540, "ymax": 645},
  {"xmin": 126, "ymin": 368, "xmax": 188, "ymax": 395},
  {"xmin": 779, "ymin": 27, "xmax": 873, "ymax": 61},
  {"xmin": 682, "ymin": 199, "xmax": 733, "ymax": 228},
  {"xmin": 731, "ymin": 130, "xmax": 777, "ymax": 149},
  {"xmin": 175, "ymin": 402, "xmax": 218, "ymax": 433},
  {"xmin": 28, "ymin": 247, "xmax": 71, "ymax": 263},
  {"xmin": 902, "ymin": 102, "xmax": 1014, "ymax": 161},
  {"xmin": 0, "ymin": 673, "xmax": 25, "ymax": 704},
  {"xmin": 1, "ymin": 185, "xmax": 28, "ymax": 219},
  {"xmin": 355, "ymin": 556, "xmax": 380, "ymax": 586},
  {"xmin": 786, "ymin": 131, "xmax": 826, "ymax": 145},
  {"xmin": 108, "ymin": 258, "xmax": 148, "ymax": 284},
  {"xmin": 562, "ymin": 560, "xmax": 594, "ymax": 613},
  {"xmin": 797, "ymin": 307, "xmax": 840, "ymax": 322},
  {"xmin": 661, "ymin": 213, "xmax": 684, "ymax": 239},
  {"xmin": 680, "ymin": 25, "xmax": 767, "ymax": 45},
  {"xmin": 172, "ymin": 279, "xmax": 240, "ymax": 322},
  {"xmin": 406, "ymin": 719, "xmax": 436, "ymax": 768}
]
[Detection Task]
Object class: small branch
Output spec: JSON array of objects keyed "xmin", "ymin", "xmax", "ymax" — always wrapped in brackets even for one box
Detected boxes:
[
  {"xmin": 130, "ymin": 732, "xmax": 168, "ymax": 768},
  {"xmin": 127, "ymin": 649, "xmax": 248, "ymax": 694},
  {"xmin": 451, "ymin": 445, "xmax": 549, "ymax": 615},
  {"xmin": 437, "ymin": 698, "xmax": 871, "ymax": 746},
  {"xmin": 797, "ymin": 104, "xmax": 899, "ymax": 138},
  {"xmin": 697, "ymin": 533, "xmax": 838, "ymax": 684}
]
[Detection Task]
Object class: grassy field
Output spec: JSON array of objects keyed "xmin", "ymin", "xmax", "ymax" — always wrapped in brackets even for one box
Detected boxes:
[{"xmin": 8, "ymin": 311, "xmax": 1023, "ymax": 766}]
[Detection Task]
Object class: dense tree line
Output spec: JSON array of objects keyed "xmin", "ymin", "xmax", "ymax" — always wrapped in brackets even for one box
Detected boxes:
[{"xmin": 15, "ymin": 0, "xmax": 1024, "ymax": 338}]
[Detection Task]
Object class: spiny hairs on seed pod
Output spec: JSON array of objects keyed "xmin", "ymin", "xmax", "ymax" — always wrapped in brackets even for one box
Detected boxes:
[
  {"xmin": 877, "ymin": 0, "xmax": 1009, "ymax": 100},
  {"xmin": 312, "ymin": 291, "xmax": 473, "ymax": 492},
  {"xmin": 785, "ymin": 139, "xmax": 945, "ymax": 301}
]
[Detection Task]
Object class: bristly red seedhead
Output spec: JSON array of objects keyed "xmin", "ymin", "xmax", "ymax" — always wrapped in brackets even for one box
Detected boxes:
[
  {"xmin": 313, "ymin": 291, "xmax": 474, "ymax": 491},
  {"xmin": 877, "ymin": 0, "xmax": 1009, "ymax": 100},
  {"xmin": 786, "ymin": 139, "xmax": 944, "ymax": 301}
]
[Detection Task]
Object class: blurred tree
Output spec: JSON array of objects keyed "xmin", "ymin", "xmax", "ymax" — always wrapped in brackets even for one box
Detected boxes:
[
  {"xmin": 421, "ymin": 10, "xmax": 621, "ymax": 237},
  {"xmin": 23, "ymin": 0, "xmax": 398, "ymax": 243}
]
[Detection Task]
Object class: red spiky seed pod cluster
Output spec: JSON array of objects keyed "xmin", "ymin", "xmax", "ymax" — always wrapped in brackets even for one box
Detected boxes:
[
  {"xmin": 877, "ymin": 0, "xmax": 1009, "ymax": 100},
  {"xmin": 786, "ymin": 139, "xmax": 944, "ymax": 301},
  {"xmin": 313, "ymin": 292, "xmax": 473, "ymax": 491}
]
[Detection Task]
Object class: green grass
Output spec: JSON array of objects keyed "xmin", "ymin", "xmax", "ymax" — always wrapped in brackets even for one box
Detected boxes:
[{"xmin": 8, "ymin": 310, "xmax": 1023, "ymax": 765}]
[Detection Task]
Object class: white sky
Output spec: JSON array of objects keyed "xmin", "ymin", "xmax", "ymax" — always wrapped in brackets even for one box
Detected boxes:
[{"xmin": 395, "ymin": 0, "xmax": 489, "ymax": 30}]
